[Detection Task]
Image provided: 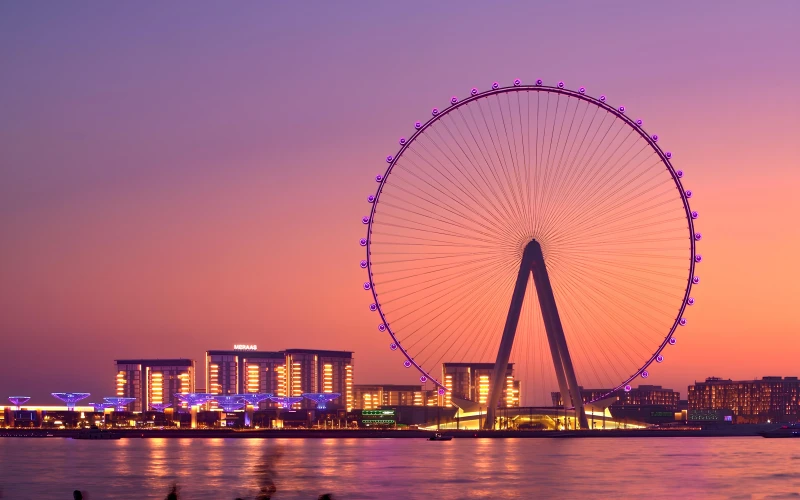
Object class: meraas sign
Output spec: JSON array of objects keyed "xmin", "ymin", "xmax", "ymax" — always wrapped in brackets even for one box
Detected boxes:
[{"xmin": 233, "ymin": 344, "xmax": 258, "ymax": 351}]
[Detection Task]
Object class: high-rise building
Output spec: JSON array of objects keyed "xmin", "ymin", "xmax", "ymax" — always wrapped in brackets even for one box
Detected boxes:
[
  {"xmin": 688, "ymin": 376, "xmax": 800, "ymax": 423},
  {"xmin": 114, "ymin": 359, "xmax": 195, "ymax": 412},
  {"xmin": 284, "ymin": 349, "xmax": 353, "ymax": 410},
  {"xmin": 441, "ymin": 363, "xmax": 520, "ymax": 408},
  {"xmin": 551, "ymin": 385, "xmax": 680, "ymax": 410},
  {"xmin": 205, "ymin": 348, "xmax": 354, "ymax": 411},
  {"xmin": 353, "ymin": 384, "xmax": 438, "ymax": 409},
  {"xmin": 205, "ymin": 349, "xmax": 285, "ymax": 407}
]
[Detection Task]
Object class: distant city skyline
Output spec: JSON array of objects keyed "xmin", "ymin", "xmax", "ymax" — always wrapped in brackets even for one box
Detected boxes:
[{"xmin": 2, "ymin": 1, "xmax": 799, "ymax": 404}]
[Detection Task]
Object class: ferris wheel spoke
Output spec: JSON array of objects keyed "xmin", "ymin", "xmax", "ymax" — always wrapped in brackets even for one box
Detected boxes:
[
  {"xmin": 437, "ymin": 116, "xmax": 523, "ymax": 233},
  {"xmin": 397, "ymin": 260, "xmax": 517, "ymax": 345}
]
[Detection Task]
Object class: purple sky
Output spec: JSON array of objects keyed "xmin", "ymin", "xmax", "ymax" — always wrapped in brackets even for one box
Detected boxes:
[{"xmin": 1, "ymin": 1, "xmax": 799, "ymax": 404}]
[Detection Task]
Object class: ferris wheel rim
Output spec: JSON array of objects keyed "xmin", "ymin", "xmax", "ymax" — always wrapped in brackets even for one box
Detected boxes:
[{"xmin": 362, "ymin": 81, "xmax": 698, "ymax": 401}]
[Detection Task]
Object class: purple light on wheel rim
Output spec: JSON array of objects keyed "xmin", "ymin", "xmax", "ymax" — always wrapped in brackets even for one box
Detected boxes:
[
  {"xmin": 362, "ymin": 216, "xmax": 369, "ymax": 224},
  {"xmin": 693, "ymin": 276, "xmax": 700, "ymax": 284},
  {"xmin": 676, "ymin": 170, "xmax": 684, "ymax": 178},
  {"xmin": 403, "ymin": 360, "xmax": 411, "ymax": 368},
  {"xmin": 691, "ymin": 211, "xmax": 698, "ymax": 219},
  {"xmin": 669, "ymin": 337, "xmax": 677, "ymax": 345},
  {"xmin": 363, "ymin": 282, "xmax": 371, "ymax": 290},
  {"xmin": 636, "ymin": 119, "xmax": 643, "ymax": 126},
  {"xmin": 685, "ymin": 190, "xmax": 692, "ymax": 198},
  {"xmin": 360, "ymin": 238, "xmax": 367, "ymax": 246},
  {"xmin": 687, "ymin": 297, "xmax": 695, "ymax": 305},
  {"xmin": 368, "ymin": 195, "xmax": 375, "ymax": 203},
  {"xmin": 652, "ymin": 134, "xmax": 659, "ymax": 142},
  {"xmin": 378, "ymin": 324, "xmax": 386, "ymax": 332},
  {"xmin": 514, "ymin": 79, "xmax": 521, "ymax": 86},
  {"xmin": 536, "ymin": 79, "xmax": 543, "ymax": 85},
  {"xmin": 641, "ymin": 371, "xmax": 649, "ymax": 378},
  {"xmin": 665, "ymin": 152, "xmax": 672, "ymax": 159},
  {"xmin": 399, "ymin": 138, "xmax": 406, "ymax": 145},
  {"xmin": 557, "ymin": 81, "xmax": 564, "ymax": 88},
  {"xmin": 360, "ymin": 260, "xmax": 367, "ymax": 268},
  {"xmin": 471, "ymin": 88, "xmax": 478, "ymax": 95},
  {"xmin": 432, "ymin": 108, "xmax": 439, "ymax": 116},
  {"xmin": 599, "ymin": 95, "xmax": 606, "ymax": 102},
  {"xmin": 390, "ymin": 343, "xmax": 397, "ymax": 350},
  {"xmin": 375, "ymin": 175, "xmax": 383, "ymax": 182},
  {"xmin": 624, "ymin": 385, "xmax": 632, "ymax": 392},
  {"xmin": 695, "ymin": 255, "xmax": 702, "ymax": 263},
  {"xmin": 369, "ymin": 303, "xmax": 377, "ymax": 311},
  {"xmin": 679, "ymin": 318, "xmax": 687, "ymax": 326},
  {"xmin": 438, "ymin": 388, "xmax": 446, "ymax": 395},
  {"xmin": 420, "ymin": 376, "xmax": 428, "ymax": 382},
  {"xmin": 618, "ymin": 106, "xmax": 625, "ymax": 113},
  {"xmin": 656, "ymin": 355, "xmax": 664, "ymax": 363},
  {"xmin": 386, "ymin": 155, "xmax": 393, "ymax": 163},
  {"xmin": 579, "ymin": 87, "xmax": 586, "ymax": 94},
  {"xmin": 492, "ymin": 82, "xmax": 499, "ymax": 89},
  {"xmin": 451, "ymin": 97, "xmax": 458, "ymax": 104},
  {"xmin": 415, "ymin": 122, "xmax": 422, "ymax": 129},
  {"xmin": 694, "ymin": 232, "xmax": 702, "ymax": 241}
]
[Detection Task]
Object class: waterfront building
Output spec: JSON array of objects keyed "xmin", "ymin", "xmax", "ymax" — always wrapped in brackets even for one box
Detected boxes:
[
  {"xmin": 441, "ymin": 363, "xmax": 520, "ymax": 408},
  {"xmin": 284, "ymin": 349, "xmax": 353, "ymax": 410},
  {"xmin": 206, "ymin": 348, "xmax": 354, "ymax": 411},
  {"xmin": 353, "ymin": 384, "xmax": 438, "ymax": 409},
  {"xmin": 205, "ymin": 349, "xmax": 285, "ymax": 407},
  {"xmin": 551, "ymin": 385, "xmax": 680, "ymax": 411},
  {"xmin": 688, "ymin": 376, "xmax": 800, "ymax": 423},
  {"xmin": 114, "ymin": 359, "xmax": 195, "ymax": 412}
]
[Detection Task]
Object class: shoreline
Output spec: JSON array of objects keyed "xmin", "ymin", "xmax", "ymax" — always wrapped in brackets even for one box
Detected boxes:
[{"xmin": 0, "ymin": 426, "xmax": 774, "ymax": 439}]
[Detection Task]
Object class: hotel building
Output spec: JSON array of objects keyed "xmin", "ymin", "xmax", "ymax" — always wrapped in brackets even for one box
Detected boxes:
[
  {"xmin": 441, "ymin": 363, "xmax": 520, "ymax": 408},
  {"xmin": 114, "ymin": 359, "xmax": 195, "ymax": 412},
  {"xmin": 353, "ymin": 384, "xmax": 438, "ymax": 410},
  {"xmin": 205, "ymin": 348, "xmax": 354, "ymax": 411},
  {"xmin": 551, "ymin": 385, "xmax": 680, "ymax": 410},
  {"xmin": 688, "ymin": 376, "xmax": 800, "ymax": 423},
  {"xmin": 205, "ymin": 349, "xmax": 285, "ymax": 407}
]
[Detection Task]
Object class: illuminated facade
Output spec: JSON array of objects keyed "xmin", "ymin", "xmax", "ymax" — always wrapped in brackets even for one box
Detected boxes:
[
  {"xmin": 551, "ymin": 385, "xmax": 680, "ymax": 410},
  {"xmin": 114, "ymin": 359, "xmax": 195, "ymax": 412},
  {"xmin": 205, "ymin": 350, "xmax": 285, "ymax": 408},
  {"xmin": 283, "ymin": 349, "xmax": 353, "ymax": 410},
  {"xmin": 205, "ymin": 348, "xmax": 353, "ymax": 410},
  {"xmin": 441, "ymin": 363, "xmax": 520, "ymax": 408},
  {"xmin": 353, "ymin": 384, "xmax": 437, "ymax": 410},
  {"xmin": 688, "ymin": 376, "xmax": 800, "ymax": 423}
]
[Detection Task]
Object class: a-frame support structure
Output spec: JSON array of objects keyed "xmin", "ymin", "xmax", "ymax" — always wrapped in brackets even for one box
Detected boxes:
[{"xmin": 483, "ymin": 240, "xmax": 589, "ymax": 430}]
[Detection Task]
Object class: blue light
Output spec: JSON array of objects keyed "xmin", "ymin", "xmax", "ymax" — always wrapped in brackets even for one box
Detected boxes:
[{"xmin": 301, "ymin": 393, "xmax": 341, "ymax": 410}]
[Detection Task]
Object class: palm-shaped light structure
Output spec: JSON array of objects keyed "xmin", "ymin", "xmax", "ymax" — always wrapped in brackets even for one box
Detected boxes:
[
  {"xmin": 213, "ymin": 396, "xmax": 245, "ymax": 412},
  {"xmin": 51, "ymin": 392, "xmax": 90, "ymax": 411},
  {"xmin": 174, "ymin": 393, "xmax": 215, "ymax": 410},
  {"xmin": 302, "ymin": 393, "xmax": 341, "ymax": 410},
  {"xmin": 8, "ymin": 397, "xmax": 30, "ymax": 410},
  {"xmin": 87, "ymin": 402, "xmax": 113, "ymax": 412},
  {"xmin": 150, "ymin": 403, "xmax": 171, "ymax": 412},
  {"xmin": 103, "ymin": 397, "xmax": 136, "ymax": 411},
  {"xmin": 238, "ymin": 393, "xmax": 273, "ymax": 408},
  {"xmin": 269, "ymin": 396, "xmax": 303, "ymax": 409}
]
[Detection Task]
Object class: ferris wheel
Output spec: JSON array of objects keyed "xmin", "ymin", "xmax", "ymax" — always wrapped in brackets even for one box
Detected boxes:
[{"xmin": 359, "ymin": 79, "xmax": 700, "ymax": 428}]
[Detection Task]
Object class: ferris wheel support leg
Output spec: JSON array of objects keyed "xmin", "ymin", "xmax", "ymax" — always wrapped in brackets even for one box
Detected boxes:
[
  {"xmin": 483, "ymin": 244, "xmax": 536, "ymax": 430},
  {"xmin": 528, "ymin": 241, "xmax": 589, "ymax": 430}
]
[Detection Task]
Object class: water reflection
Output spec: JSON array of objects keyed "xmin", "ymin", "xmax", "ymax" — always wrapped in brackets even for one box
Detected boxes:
[{"xmin": 1, "ymin": 437, "xmax": 799, "ymax": 498}]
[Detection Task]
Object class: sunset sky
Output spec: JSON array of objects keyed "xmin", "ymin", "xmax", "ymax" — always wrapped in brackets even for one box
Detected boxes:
[{"xmin": 1, "ymin": 1, "xmax": 798, "ymax": 404}]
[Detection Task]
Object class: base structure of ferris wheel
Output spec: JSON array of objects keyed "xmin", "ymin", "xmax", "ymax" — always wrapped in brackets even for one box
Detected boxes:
[{"xmin": 485, "ymin": 239, "xmax": 588, "ymax": 430}]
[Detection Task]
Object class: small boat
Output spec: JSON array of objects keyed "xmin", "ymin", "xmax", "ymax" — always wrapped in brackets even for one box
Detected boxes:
[
  {"xmin": 74, "ymin": 426, "xmax": 121, "ymax": 440},
  {"xmin": 760, "ymin": 423, "xmax": 800, "ymax": 438},
  {"xmin": 428, "ymin": 433, "xmax": 453, "ymax": 441}
]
